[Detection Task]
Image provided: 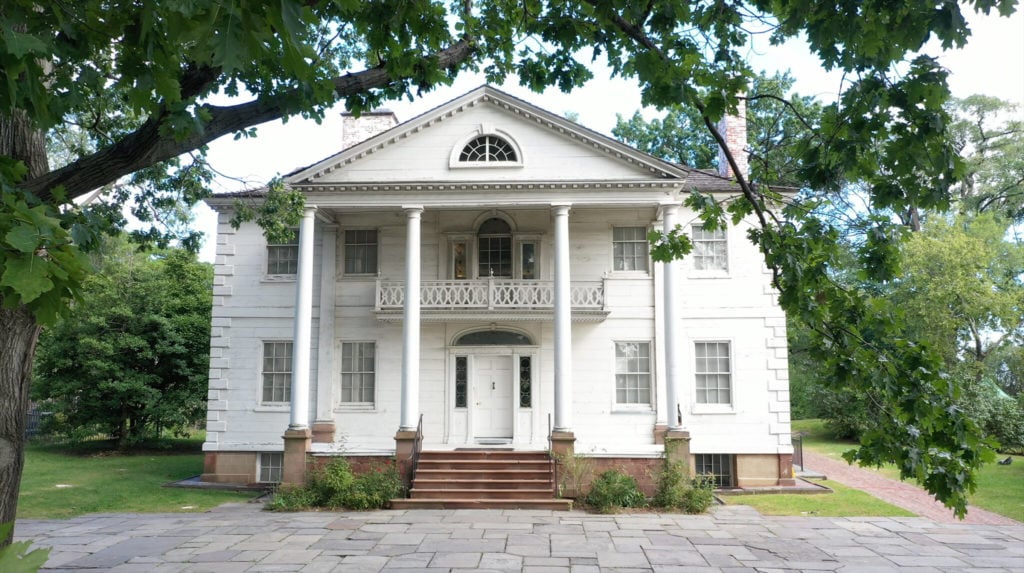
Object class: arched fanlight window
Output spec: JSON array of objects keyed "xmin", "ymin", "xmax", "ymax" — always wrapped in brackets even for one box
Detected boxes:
[
  {"xmin": 478, "ymin": 217, "xmax": 512, "ymax": 277},
  {"xmin": 459, "ymin": 135, "xmax": 518, "ymax": 162},
  {"xmin": 454, "ymin": 330, "xmax": 534, "ymax": 346}
]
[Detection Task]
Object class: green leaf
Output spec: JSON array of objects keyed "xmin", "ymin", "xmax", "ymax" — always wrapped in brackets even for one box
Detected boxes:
[
  {"xmin": 2, "ymin": 28, "xmax": 47, "ymax": 59},
  {"xmin": 0, "ymin": 522, "xmax": 51, "ymax": 573},
  {"xmin": 5, "ymin": 224, "xmax": 39, "ymax": 253},
  {"xmin": 1, "ymin": 255, "xmax": 54, "ymax": 303}
]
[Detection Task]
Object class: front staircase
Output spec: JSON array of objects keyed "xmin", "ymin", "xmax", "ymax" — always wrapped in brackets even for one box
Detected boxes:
[{"xmin": 390, "ymin": 450, "xmax": 572, "ymax": 510}]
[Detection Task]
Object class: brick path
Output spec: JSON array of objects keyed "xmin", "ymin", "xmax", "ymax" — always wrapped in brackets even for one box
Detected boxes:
[
  {"xmin": 804, "ymin": 451, "xmax": 1019, "ymax": 525},
  {"xmin": 17, "ymin": 504, "xmax": 1024, "ymax": 572}
]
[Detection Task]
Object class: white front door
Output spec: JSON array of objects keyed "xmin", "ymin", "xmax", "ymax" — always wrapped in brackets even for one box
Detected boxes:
[{"xmin": 473, "ymin": 355, "xmax": 513, "ymax": 439}]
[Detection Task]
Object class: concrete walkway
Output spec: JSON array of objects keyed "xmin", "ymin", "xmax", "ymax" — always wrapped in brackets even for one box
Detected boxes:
[
  {"xmin": 17, "ymin": 503, "xmax": 1024, "ymax": 572},
  {"xmin": 804, "ymin": 451, "xmax": 1019, "ymax": 526}
]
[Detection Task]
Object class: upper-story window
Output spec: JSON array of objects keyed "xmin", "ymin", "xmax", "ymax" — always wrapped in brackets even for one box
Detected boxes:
[
  {"xmin": 344, "ymin": 229, "xmax": 378, "ymax": 275},
  {"xmin": 459, "ymin": 135, "xmax": 518, "ymax": 163},
  {"xmin": 612, "ymin": 226, "xmax": 650, "ymax": 272},
  {"xmin": 478, "ymin": 218, "xmax": 513, "ymax": 278},
  {"xmin": 267, "ymin": 230, "xmax": 299, "ymax": 275},
  {"xmin": 692, "ymin": 225, "xmax": 728, "ymax": 271}
]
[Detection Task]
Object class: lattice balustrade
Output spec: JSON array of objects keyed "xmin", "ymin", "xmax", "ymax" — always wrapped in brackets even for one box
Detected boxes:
[{"xmin": 376, "ymin": 279, "xmax": 604, "ymax": 311}]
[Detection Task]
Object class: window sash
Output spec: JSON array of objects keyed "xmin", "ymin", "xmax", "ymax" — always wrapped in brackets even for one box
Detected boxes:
[
  {"xmin": 612, "ymin": 227, "xmax": 649, "ymax": 271},
  {"xmin": 614, "ymin": 342, "xmax": 652, "ymax": 404},
  {"xmin": 262, "ymin": 342, "xmax": 293, "ymax": 403},
  {"xmin": 267, "ymin": 230, "xmax": 299, "ymax": 275},
  {"xmin": 258, "ymin": 452, "xmax": 284, "ymax": 483},
  {"xmin": 695, "ymin": 342, "xmax": 731, "ymax": 404},
  {"xmin": 341, "ymin": 342, "xmax": 375, "ymax": 404},
  {"xmin": 344, "ymin": 230, "xmax": 378, "ymax": 275},
  {"xmin": 695, "ymin": 453, "xmax": 734, "ymax": 487},
  {"xmin": 692, "ymin": 225, "xmax": 728, "ymax": 271}
]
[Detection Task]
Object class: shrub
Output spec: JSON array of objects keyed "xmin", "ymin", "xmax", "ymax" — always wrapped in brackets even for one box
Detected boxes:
[
  {"xmin": 585, "ymin": 469, "xmax": 646, "ymax": 513},
  {"xmin": 267, "ymin": 459, "xmax": 403, "ymax": 511},
  {"xmin": 652, "ymin": 460, "xmax": 715, "ymax": 514},
  {"xmin": 552, "ymin": 451, "xmax": 595, "ymax": 498}
]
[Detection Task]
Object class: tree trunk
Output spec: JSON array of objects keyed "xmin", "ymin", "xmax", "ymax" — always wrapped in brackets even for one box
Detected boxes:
[
  {"xmin": 0, "ymin": 306, "xmax": 41, "ymax": 542},
  {"xmin": 1, "ymin": 110, "xmax": 50, "ymax": 545}
]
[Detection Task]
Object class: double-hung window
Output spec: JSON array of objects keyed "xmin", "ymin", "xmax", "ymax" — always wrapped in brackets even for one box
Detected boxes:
[
  {"xmin": 340, "ymin": 342, "xmax": 375, "ymax": 405},
  {"xmin": 615, "ymin": 341, "xmax": 652, "ymax": 406},
  {"xmin": 692, "ymin": 225, "xmax": 728, "ymax": 271},
  {"xmin": 612, "ymin": 227, "xmax": 649, "ymax": 272},
  {"xmin": 695, "ymin": 341, "xmax": 731, "ymax": 405},
  {"xmin": 267, "ymin": 230, "xmax": 299, "ymax": 275},
  {"xmin": 344, "ymin": 230, "xmax": 378, "ymax": 275},
  {"xmin": 262, "ymin": 342, "xmax": 293, "ymax": 404}
]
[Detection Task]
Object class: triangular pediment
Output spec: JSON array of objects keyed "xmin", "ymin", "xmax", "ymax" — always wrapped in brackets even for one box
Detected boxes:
[{"xmin": 286, "ymin": 86, "xmax": 689, "ymax": 187}]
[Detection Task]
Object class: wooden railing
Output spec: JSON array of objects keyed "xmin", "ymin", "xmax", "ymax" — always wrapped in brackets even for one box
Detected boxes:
[{"xmin": 376, "ymin": 278, "xmax": 605, "ymax": 311}]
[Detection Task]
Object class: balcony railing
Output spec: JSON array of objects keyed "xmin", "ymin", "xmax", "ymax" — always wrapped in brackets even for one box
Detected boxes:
[{"xmin": 375, "ymin": 278, "xmax": 606, "ymax": 316}]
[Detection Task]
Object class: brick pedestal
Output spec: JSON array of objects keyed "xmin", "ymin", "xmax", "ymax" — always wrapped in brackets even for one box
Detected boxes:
[
  {"xmin": 394, "ymin": 429, "xmax": 419, "ymax": 488},
  {"xmin": 664, "ymin": 429, "xmax": 692, "ymax": 471},
  {"xmin": 550, "ymin": 430, "xmax": 576, "ymax": 458},
  {"xmin": 282, "ymin": 428, "xmax": 311, "ymax": 485},
  {"xmin": 778, "ymin": 452, "xmax": 796, "ymax": 486}
]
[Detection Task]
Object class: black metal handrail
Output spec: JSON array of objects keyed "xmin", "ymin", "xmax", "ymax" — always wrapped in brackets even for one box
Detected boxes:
[
  {"xmin": 548, "ymin": 413, "xmax": 559, "ymax": 497},
  {"xmin": 407, "ymin": 414, "xmax": 424, "ymax": 495}
]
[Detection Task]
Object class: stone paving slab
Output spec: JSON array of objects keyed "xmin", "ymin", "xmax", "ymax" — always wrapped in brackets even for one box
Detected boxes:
[{"xmin": 16, "ymin": 504, "xmax": 1024, "ymax": 572}]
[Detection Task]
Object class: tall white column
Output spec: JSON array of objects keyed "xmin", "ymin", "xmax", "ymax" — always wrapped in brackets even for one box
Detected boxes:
[
  {"xmin": 289, "ymin": 205, "xmax": 317, "ymax": 429},
  {"xmin": 314, "ymin": 224, "xmax": 337, "ymax": 424},
  {"xmin": 552, "ymin": 204, "xmax": 572, "ymax": 432},
  {"xmin": 662, "ymin": 203, "xmax": 684, "ymax": 430},
  {"xmin": 400, "ymin": 206, "xmax": 423, "ymax": 431}
]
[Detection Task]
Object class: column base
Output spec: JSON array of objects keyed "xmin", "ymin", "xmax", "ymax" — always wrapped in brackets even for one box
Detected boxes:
[
  {"xmin": 652, "ymin": 423, "xmax": 668, "ymax": 445},
  {"xmin": 550, "ymin": 430, "xmax": 576, "ymax": 459},
  {"xmin": 311, "ymin": 421, "xmax": 336, "ymax": 444},
  {"xmin": 394, "ymin": 429, "xmax": 419, "ymax": 488},
  {"xmin": 664, "ymin": 429, "xmax": 692, "ymax": 470},
  {"xmin": 282, "ymin": 428, "xmax": 312, "ymax": 485}
]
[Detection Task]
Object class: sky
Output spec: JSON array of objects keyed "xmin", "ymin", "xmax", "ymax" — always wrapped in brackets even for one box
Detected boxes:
[{"xmin": 195, "ymin": 8, "xmax": 1024, "ymax": 261}]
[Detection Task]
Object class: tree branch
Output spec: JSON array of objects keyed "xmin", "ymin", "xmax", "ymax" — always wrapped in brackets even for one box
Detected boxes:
[{"xmin": 21, "ymin": 40, "xmax": 475, "ymax": 202}]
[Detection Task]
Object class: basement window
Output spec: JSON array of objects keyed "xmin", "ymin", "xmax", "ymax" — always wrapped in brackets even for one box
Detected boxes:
[
  {"xmin": 258, "ymin": 452, "xmax": 284, "ymax": 483},
  {"xmin": 695, "ymin": 453, "xmax": 735, "ymax": 488}
]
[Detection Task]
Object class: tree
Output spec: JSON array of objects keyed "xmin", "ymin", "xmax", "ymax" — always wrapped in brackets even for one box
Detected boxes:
[
  {"xmin": 1, "ymin": 0, "xmax": 1018, "ymax": 532},
  {"xmin": 32, "ymin": 239, "xmax": 212, "ymax": 449}
]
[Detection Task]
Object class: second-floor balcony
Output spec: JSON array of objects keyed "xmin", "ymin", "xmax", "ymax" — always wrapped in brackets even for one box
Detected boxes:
[{"xmin": 374, "ymin": 278, "xmax": 609, "ymax": 322}]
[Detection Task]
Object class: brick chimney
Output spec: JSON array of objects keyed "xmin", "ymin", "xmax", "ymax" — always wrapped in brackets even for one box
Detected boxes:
[
  {"xmin": 716, "ymin": 98, "xmax": 748, "ymax": 180},
  {"xmin": 341, "ymin": 110, "xmax": 399, "ymax": 150}
]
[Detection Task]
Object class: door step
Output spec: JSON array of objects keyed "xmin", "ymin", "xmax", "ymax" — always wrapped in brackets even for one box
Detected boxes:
[{"xmin": 391, "ymin": 450, "xmax": 569, "ymax": 510}]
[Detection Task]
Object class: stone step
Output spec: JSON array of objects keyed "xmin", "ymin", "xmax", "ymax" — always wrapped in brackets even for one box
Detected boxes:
[
  {"xmin": 389, "ymin": 498, "xmax": 573, "ymax": 510},
  {"xmin": 412, "ymin": 478, "xmax": 552, "ymax": 490},
  {"xmin": 418, "ymin": 450, "xmax": 549, "ymax": 461},
  {"xmin": 414, "ymin": 469, "xmax": 553, "ymax": 481},
  {"xmin": 410, "ymin": 488, "xmax": 555, "ymax": 500},
  {"xmin": 416, "ymin": 459, "xmax": 551, "ymax": 471}
]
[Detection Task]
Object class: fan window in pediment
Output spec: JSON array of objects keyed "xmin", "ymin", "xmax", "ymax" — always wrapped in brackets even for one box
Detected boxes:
[{"xmin": 459, "ymin": 135, "xmax": 518, "ymax": 163}]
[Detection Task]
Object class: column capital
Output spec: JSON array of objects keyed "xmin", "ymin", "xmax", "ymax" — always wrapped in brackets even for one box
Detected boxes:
[
  {"xmin": 402, "ymin": 205, "xmax": 424, "ymax": 215},
  {"xmin": 551, "ymin": 203, "xmax": 571, "ymax": 216},
  {"xmin": 303, "ymin": 204, "xmax": 318, "ymax": 215}
]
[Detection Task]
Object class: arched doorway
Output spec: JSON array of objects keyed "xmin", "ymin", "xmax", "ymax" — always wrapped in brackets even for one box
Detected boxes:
[{"xmin": 451, "ymin": 329, "xmax": 535, "ymax": 444}]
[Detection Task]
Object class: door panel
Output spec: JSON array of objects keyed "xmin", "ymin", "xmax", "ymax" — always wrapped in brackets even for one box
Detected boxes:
[{"xmin": 473, "ymin": 355, "xmax": 513, "ymax": 439}]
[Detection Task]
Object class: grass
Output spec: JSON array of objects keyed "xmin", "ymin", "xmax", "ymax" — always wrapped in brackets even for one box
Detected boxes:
[
  {"xmin": 792, "ymin": 419, "xmax": 1024, "ymax": 522},
  {"xmin": 18, "ymin": 436, "xmax": 259, "ymax": 520},
  {"xmin": 722, "ymin": 480, "xmax": 915, "ymax": 517}
]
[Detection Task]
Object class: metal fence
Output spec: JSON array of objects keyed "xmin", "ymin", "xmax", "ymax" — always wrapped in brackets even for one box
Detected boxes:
[
  {"xmin": 25, "ymin": 406, "xmax": 50, "ymax": 439},
  {"xmin": 792, "ymin": 433, "xmax": 804, "ymax": 471}
]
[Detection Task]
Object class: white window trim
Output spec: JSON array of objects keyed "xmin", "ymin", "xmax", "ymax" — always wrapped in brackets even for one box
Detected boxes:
[
  {"xmin": 448, "ymin": 126, "xmax": 525, "ymax": 169},
  {"xmin": 691, "ymin": 339, "xmax": 735, "ymax": 414},
  {"xmin": 258, "ymin": 340, "xmax": 293, "ymax": 408},
  {"xmin": 263, "ymin": 228, "xmax": 300, "ymax": 281},
  {"xmin": 609, "ymin": 225, "xmax": 652, "ymax": 277},
  {"xmin": 689, "ymin": 224, "xmax": 730, "ymax": 278},
  {"xmin": 335, "ymin": 340, "xmax": 379, "ymax": 412},
  {"xmin": 257, "ymin": 452, "xmax": 284, "ymax": 484},
  {"xmin": 341, "ymin": 228, "xmax": 379, "ymax": 277},
  {"xmin": 611, "ymin": 339, "xmax": 656, "ymax": 412}
]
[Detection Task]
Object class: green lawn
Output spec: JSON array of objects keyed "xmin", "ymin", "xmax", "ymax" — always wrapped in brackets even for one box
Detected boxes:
[
  {"xmin": 722, "ymin": 480, "xmax": 915, "ymax": 517},
  {"xmin": 18, "ymin": 439, "xmax": 259, "ymax": 519},
  {"xmin": 792, "ymin": 419, "xmax": 1024, "ymax": 522}
]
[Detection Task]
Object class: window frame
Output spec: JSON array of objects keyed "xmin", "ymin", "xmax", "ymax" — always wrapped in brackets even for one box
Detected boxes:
[
  {"xmin": 342, "ymin": 228, "xmax": 379, "ymax": 277},
  {"xmin": 257, "ymin": 452, "xmax": 284, "ymax": 484},
  {"xmin": 337, "ymin": 340, "xmax": 377, "ymax": 410},
  {"xmin": 259, "ymin": 340, "xmax": 293, "ymax": 407},
  {"xmin": 265, "ymin": 229, "xmax": 299, "ymax": 279},
  {"xmin": 449, "ymin": 128, "xmax": 525, "ymax": 169},
  {"xmin": 694, "ymin": 453, "xmax": 735, "ymax": 488},
  {"xmin": 693, "ymin": 340, "xmax": 734, "ymax": 412},
  {"xmin": 691, "ymin": 224, "xmax": 729, "ymax": 275},
  {"xmin": 612, "ymin": 340, "xmax": 654, "ymax": 410},
  {"xmin": 611, "ymin": 226, "xmax": 651, "ymax": 274}
]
